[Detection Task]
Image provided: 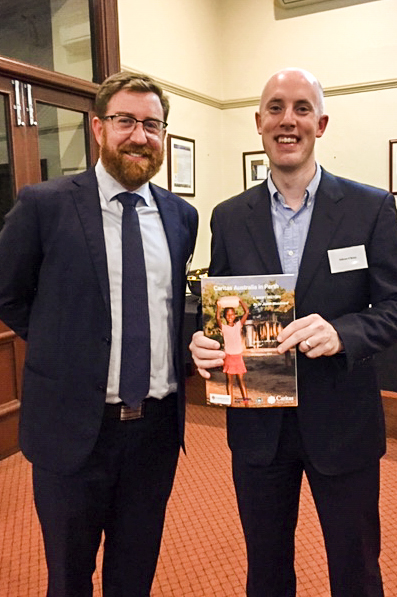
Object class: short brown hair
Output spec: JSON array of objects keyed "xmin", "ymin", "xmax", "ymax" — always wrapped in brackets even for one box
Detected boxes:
[{"xmin": 95, "ymin": 71, "xmax": 170, "ymax": 121}]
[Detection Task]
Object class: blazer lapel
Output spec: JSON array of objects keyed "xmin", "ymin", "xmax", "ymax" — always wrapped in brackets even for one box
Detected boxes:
[
  {"xmin": 295, "ymin": 170, "xmax": 345, "ymax": 308},
  {"xmin": 246, "ymin": 183, "xmax": 283, "ymax": 274},
  {"xmin": 151, "ymin": 185, "xmax": 185, "ymax": 328},
  {"xmin": 71, "ymin": 168, "xmax": 111, "ymax": 314}
]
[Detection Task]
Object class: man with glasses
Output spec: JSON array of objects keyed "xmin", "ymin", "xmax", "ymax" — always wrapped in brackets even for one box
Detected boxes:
[{"xmin": 0, "ymin": 72, "xmax": 198, "ymax": 597}]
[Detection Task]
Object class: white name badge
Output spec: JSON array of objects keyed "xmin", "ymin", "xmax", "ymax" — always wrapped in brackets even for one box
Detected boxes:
[{"xmin": 328, "ymin": 245, "xmax": 368, "ymax": 274}]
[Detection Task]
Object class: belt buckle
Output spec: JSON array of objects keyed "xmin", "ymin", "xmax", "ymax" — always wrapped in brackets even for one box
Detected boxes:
[{"xmin": 120, "ymin": 404, "xmax": 144, "ymax": 421}]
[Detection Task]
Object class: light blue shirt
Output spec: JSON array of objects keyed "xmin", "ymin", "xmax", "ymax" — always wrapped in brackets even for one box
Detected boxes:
[{"xmin": 267, "ymin": 164, "xmax": 322, "ymax": 276}]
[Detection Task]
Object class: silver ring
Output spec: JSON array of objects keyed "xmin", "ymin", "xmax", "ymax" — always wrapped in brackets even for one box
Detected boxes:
[{"xmin": 305, "ymin": 339, "xmax": 312, "ymax": 350}]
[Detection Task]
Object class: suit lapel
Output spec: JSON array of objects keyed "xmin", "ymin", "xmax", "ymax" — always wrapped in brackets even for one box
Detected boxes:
[
  {"xmin": 246, "ymin": 183, "xmax": 283, "ymax": 274},
  {"xmin": 151, "ymin": 184, "xmax": 185, "ymax": 329},
  {"xmin": 71, "ymin": 168, "xmax": 111, "ymax": 314},
  {"xmin": 295, "ymin": 170, "xmax": 345, "ymax": 308}
]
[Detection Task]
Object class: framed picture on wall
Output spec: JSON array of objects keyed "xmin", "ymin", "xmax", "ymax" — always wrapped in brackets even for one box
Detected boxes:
[
  {"xmin": 167, "ymin": 134, "xmax": 195, "ymax": 197},
  {"xmin": 243, "ymin": 151, "xmax": 269, "ymax": 190},
  {"xmin": 389, "ymin": 139, "xmax": 397, "ymax": 195}
]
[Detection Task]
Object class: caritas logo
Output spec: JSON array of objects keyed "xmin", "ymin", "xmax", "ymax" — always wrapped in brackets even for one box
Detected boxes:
[{"xmin": 267, "ymin": 395, "xmax": 295, "ymax": 405}]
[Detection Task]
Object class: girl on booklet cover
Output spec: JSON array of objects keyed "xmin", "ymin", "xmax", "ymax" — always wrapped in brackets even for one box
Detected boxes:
[{"xmin": 216, "ymin": 297, "xmax": 250, "ymax": 405}]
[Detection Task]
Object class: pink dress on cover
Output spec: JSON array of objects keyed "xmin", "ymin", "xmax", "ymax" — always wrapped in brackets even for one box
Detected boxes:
[{"xmin": 221, "ymin": 321, "xmax": 247, "ymax": 375}]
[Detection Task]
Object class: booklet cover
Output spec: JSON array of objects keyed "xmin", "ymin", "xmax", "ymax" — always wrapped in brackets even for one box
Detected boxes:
[{"xmin": 201, "ymin": 274, "xmax": 298, "ymax": 408}]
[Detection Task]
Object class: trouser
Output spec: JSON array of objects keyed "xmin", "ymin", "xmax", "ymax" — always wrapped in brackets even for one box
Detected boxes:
[
  {"xmin": 33, "ymin": 393, "xmax": 180, "ymax": 597},
  {"xmin": 232, "ymin": 410, "xmax": 384, "ymax": 597}
]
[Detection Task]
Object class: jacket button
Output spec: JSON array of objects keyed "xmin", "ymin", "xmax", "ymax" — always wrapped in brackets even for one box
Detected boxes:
[
  {"xmin": 97, "ymin": 384, "xmax": 106, "ymax": 393},
  {"xmin": 102, "ymin": 337, "xmax": 111, "ymax": 345}
]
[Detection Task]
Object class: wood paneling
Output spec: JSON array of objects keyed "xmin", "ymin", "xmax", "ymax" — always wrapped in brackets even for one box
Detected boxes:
[
  {"xmin": 0, "ymin": 323, "xmax": 24, "ymax": 459},
  {"xmin": 382, "ymin": 392, "xmax": 397, "ymax": 440}
]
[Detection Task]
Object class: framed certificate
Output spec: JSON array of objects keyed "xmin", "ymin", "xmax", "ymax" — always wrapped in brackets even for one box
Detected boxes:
[
  {"xmin": 167, "ymin": 134, "xmax": 195, "ymax": 197},
  {"xmin": 389, "ymin": 139, "xmax": 397, "ymax": 195}
]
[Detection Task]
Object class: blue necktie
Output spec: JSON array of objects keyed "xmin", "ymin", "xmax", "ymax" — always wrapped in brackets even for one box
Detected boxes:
[{"xmin": 116, "ymin": 192, "xmax": 150, "ymax": 407}]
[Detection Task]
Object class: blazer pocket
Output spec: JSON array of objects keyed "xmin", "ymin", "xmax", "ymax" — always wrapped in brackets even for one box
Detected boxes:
[{"xmin": 24, "ymin": 360, "xmax": 59, "ymax": 381}]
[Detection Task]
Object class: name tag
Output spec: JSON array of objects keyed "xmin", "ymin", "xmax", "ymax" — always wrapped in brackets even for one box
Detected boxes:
[{"xmin": 328, "ymin": 245, "xmax": 368, "ymax": 274}]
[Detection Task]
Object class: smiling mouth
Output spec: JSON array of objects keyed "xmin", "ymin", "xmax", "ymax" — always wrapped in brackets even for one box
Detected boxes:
[
  {"xmin": 123, "ymin": 151, "xmax": 150, "ymax": 160},
  {"xmin": 276, "ymin": 136, "xmax": 298, "ymax": 144},
  {"xmin": 120, "ymin": 143, "xmax": 152, "ymax": 156}
]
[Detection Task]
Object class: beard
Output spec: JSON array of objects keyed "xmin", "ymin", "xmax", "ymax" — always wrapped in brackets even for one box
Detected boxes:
[{"xmin": 100, "ymin": 130, "xmax": 164, "ymax": 190}]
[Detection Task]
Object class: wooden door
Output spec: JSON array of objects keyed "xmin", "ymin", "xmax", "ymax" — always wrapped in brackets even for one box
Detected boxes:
[
  {"xmin": 0, "ymin": 321, "xmax": 25, "ymax": 457},
  {"xmin": 0, "ymin": 73, "xmax": 96, "ymax": 459}
]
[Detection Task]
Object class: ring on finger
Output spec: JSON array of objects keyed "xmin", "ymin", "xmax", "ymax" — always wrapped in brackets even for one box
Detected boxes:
[{"xmin": 305, "ymin": 339, "xmax": 312, "ymax": 350}]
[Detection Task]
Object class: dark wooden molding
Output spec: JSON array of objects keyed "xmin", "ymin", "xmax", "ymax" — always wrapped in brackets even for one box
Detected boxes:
[
  {"xmin": 0, "ymin": 56, "xmax": 98, "ymax": 99},
  {"xmin": 91, "ymin": 0, "xmax": 120, "ymax": 82}
]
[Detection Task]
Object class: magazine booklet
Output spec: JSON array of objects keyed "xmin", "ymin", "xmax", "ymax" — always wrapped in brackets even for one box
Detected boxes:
[{"xmin": 201, "ymin": 274, "xmax": 298, "ymax": 408}]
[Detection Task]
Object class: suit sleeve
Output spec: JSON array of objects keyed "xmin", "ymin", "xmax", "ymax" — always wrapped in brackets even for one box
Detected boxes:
[
  {"xmin": 332, "ymin": 191, "xmax": 397, "ymax": 367},
  {"xmin": 187, "ymin": 205, "xmax": 199, "ymax": 261},
  {"xmin": 0, "ymin": 187, "xmax": 42, "ymax": 339},
  {"xmin": 208, "ymin": 205, "xmax": 232, "ymax": 277}
]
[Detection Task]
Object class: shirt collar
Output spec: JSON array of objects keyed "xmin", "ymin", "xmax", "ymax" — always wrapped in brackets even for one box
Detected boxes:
[
  {"xmin": 95, "ymin": 159, "xmax": 152, "ymax": 206},
  {"xmin": 268, "ymin": 163, "xmax": 322, "ymax": 209}
]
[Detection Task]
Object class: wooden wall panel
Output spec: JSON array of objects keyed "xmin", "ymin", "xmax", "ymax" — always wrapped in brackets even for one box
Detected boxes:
[{"xmin": 0, "ymin": 323, "xmax": 23, "ymax": 459}]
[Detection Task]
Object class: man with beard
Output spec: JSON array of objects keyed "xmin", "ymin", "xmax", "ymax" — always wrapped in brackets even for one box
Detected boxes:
[{"xmin": 0, "ymin": 72, "xmax": 198, "ymax": 597}]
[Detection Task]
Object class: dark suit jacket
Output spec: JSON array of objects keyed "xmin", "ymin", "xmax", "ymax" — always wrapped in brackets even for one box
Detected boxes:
[
  {"xmin": 209, "ymin": 169, "xmax": 397, "ymax": 475},
  {"xmin": 0, "ymin": 168, "xmax": 198, "ymax": 474}
]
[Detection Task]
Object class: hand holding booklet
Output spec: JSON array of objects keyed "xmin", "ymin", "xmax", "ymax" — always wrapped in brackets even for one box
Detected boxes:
[{"xmin": 201, "ymin": 274, "xmax": 298, "ymax": 408}]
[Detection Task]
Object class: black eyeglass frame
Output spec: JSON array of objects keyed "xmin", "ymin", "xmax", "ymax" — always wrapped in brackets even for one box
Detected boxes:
[{"xmin": 101, "ymin": 113, "xmax": 168, "ymax": 132}]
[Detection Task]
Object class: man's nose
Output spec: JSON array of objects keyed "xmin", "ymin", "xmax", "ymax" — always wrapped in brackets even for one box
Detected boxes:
[
  {"xmin": 128, "ymin": 122, "xmax": 148, "ymax": 144},
  {"xmin": 280, "ymin": 106, "xmax": 296, "ymax": 127}
]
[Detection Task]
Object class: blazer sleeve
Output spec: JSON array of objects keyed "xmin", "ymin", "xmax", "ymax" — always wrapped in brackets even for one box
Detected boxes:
[
  {"xmin": 0, "ymin": 186, "xmax": 43, "ymax": 339},
  {"xmin": 186, "ymin": 204, "xmax": 199, "ymax": 263},
  {"xmin": 208, "ymin": 204, "xmax": 233, "ymax": 277},
  {"xmin": 331, "ymin": 191, "xmax": 397, "ymax": 367}
]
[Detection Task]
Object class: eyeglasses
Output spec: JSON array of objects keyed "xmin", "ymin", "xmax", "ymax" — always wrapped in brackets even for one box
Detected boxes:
[{"xmin": 102, "ymin": 113, "xmax": 168, "ymax": 136}]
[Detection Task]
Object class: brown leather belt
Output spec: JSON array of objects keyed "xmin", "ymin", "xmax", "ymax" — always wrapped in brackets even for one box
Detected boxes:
[
  {"xmin": 104, "ymin": 402, "xmax": 144, "ymax": 420},
  {"xmin": 104, "ymin": 393, "xmax": 177, "ymax": 421}
]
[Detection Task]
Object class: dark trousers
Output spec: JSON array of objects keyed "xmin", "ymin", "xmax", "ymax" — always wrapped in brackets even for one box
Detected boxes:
[
  {"xmin": 232, "ymin": 410, "xmax": 384, "ymax": 597},
  {"xmin": 33, "ymin": 394, "xmax": 180, "ymax": 597}
]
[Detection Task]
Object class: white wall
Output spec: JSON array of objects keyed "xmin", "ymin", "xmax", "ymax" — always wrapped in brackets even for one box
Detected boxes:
[
  {"xmin": 118, "ymin": 0, "xmax": 223, "ymax": 98},
  {"xmin": 219, "ymin": 0, "xmax": 397, "ymax": 98},
  {"xmin": 317, "ymin": 88, "xmax": 397, "ymax": 187},
  {"xmin": 118, "ymin": 0, "xmax": 397, "ymax": 268},
  {"xmin": 151, "ymin": 93, "xmax": 222, "ymax": 268}
]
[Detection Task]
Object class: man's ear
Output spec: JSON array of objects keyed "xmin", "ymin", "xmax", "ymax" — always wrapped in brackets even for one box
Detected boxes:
[
  {"xmin": 255, "ymin": 111, "xmax": 262, "ymax": 134},
  {"xmin": 316, "ymin": 114, "xmax": 329, "ymax": 138},
  {"xmin": 92, "ymin": 116, "xmax": 104, "ymax": 146}
]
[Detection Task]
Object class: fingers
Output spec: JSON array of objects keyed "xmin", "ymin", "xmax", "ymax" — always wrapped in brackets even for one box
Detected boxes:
[
  {"xmin": 196, "ymin": 367, "xmax": 212, "ymax": 380},
  {"xmin": 277, "ymin": 314, "xmax": 343, "ymax": 358},
  {"xmin": 277, "ymin": 315, "xmax": 313, "ymax": 354},
  {"xmin": 189, "ymin": 331, "xmax": 225, "ymax": 377}
]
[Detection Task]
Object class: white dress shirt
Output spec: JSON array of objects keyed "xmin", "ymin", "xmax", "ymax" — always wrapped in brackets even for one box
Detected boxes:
[{"xmin": 95, "ymin": 160, "xmax": 177, "ymax": 403}]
